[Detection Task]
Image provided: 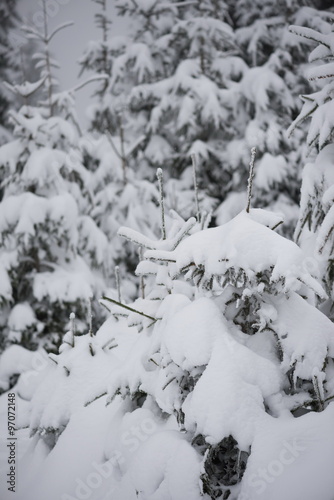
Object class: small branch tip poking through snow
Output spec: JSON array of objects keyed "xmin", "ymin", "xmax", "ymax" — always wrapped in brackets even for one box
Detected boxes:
[
  {"xmin": 88, "ymin": 296, "xmax": 94, "ymax": 337},
  {"xmin": 246, "ymin": 147, "xmax": 257, "ymax": 213},
  {"xmin": 157, "ymin": 168, "xmax": 166, "ymax": 240},
  {"xmin": 115, "ymin": 266, "xmax": 122, "ymax": 303}
]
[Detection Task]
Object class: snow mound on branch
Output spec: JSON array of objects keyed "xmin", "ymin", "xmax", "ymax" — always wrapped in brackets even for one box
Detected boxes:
[
  {"xmin": 28, "ymin": 316, "xmax": 137, "ymax": 435},
  {"xmin": 274, "ymin": 293, "xmax": 334, "ymax": 381},
  {"xmin": 0, "ymin": 139, "xmax": 22, "ymax": 172},
  {"xmin": 146, "ymin": 210, "xmax": 324, "ymax": 297},
  {"xmin": 160, "ymin": 297, "xmax": 281, "ymax": 449},
  {"xmin": 21, "ymin": 148, "xmax": 66, "ymax": 187},
  {"xmin": 125, "ymin": 430, "xmax": 205, "ymax": 500},
  {"xmin": 33, "ymin": 259, "xmax": 94, "ymax": 304},
  {"xmin": 0, "ymin": 345, "xmax": 48, "ymax": 392},
  {"xmin": 255, "ymin": 153, "xmax": 290, "ymax": 191},
  {"xmin": 161, "ymin": 297, "xmax": 218, "ymax": 369},
  {"xmin": 0, "ymin": 192, "xmax": 78, "ymax": 239}
]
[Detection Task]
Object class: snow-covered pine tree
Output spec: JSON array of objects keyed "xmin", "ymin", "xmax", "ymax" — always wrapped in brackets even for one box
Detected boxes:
[
  {"xmin": 81, "ymin": 132, "xmax": 166, "ymax": 301},
  {"xmin": 79, "ymin": 1, "xmax": 213, "ymax": 293},
  {"xmin": 111, "ymin": 0, "xmax": 241, "ymax": 190},
  {"xmin": 0, "ymin": 3, "xmax": 110, "ymax": 353},
  {"xmin": 215, "ymin": 0, "xmax": 334, "ymax": 237},
  {"xmin": 288, "ymin": 13, "xmax": 334, "ymax": 318},
  {"xmin": 132, "ymin": 172, "xmax": 334, "ymax": 498},
  {"xmin": 78, "ymin": 0, "xmax": 238, "ymax": 221},
  {"xmin": 0, "ymin": 0, "xmax": 20, "ymax": 144},
  {"xmin": 13, "ymin": 163, "xmax": 334, "ymax": 499},
  {"xmin": 78, "ymin": 0, "xmax": 113, "ymax": 133},
  {"xmin": 82, "ymin": 1, "xmax": 334, "ymax": 239}
]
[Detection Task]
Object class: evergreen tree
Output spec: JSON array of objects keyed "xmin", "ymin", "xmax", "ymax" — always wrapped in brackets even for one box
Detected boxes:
[
  {"xmin": 0, "ymin": 0, "xmax": 20, "ymax": 144},
  {"xmin": 15, "ymin": 166, "xmax": 334, "ymax": 500},
  {"xmin": 288, "ymin": 14, "xmax": 334, "ymax": 319},
  {"xmin": 82, "ymin": 0, "xmax": 333, "ymax": 239},
  {"xmin": 79, "ymin": 0, "xmax": 113, "ymax": 133},
  {"xmin": 215, "ymin": 0, "xmax": 334, "ymax": 237},
  {"xmin": 0, "ymin": 2, "xmax": 109, "ymax": 353},
  {"xmin": 79, "ymin": 1, "xmax": 215, "ymax": 292}
]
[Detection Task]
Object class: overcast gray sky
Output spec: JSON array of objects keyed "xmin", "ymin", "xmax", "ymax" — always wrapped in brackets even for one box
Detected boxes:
[{"xmin": 17, "ymin": 0, "xmax": 125, "ymax": 128}]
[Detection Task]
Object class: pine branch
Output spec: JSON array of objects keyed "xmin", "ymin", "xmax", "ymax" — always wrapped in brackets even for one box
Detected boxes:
[
  {"xmin": 42, "ymin": 0, "xmax": 53, "ymax": 117},
  {"xmin": 312, "ymin": 373, "xmax": 324, "ymax": 411},
  {"xmin": 88, "ymin": 297, "xmax": 94, "ymax": 337},
  {"xmin": 318, "ymin": 225, "xmax": 334, "ymax": 255},
  {"xmin": 101, "ymin": 338, "xmax": 118, "ymax": 350},
  {"xmin": 289, "ymin": 26, "xmax": 330, "ymax": 48},
  {"xmin": 71, "ymin": 74, "xmax": 109, "ymax": 93},
  {"xmin": 117, "ymin": 112, "xmax": 127, "ymax": 184},
  {"xmin": 162, "ymin": 376, "xmax": 176, "ymax": 390},
  {"xmin": 125, "ymin": 135, "xmax": 146, "ymax": 158},
  {"xmin": 84, "ymin": 392, "xmax": 107, "ymax": 407},
  {"xmin": 170, "ymin": 217, "xmax": 196, "ymax": 250},
  {"xmin": 117, "ymin": 226, "xmax": 156, "ymax": 250},
  {"xmin": 48, "ymin": 21, "xmax": 74, "ymax": 44},
  {"xmin": 49, "ymin": 354, "xmax": 58, "ymax": 365},
  {"xmin": 3, "ymin": 76, "xmax": 47, "ymax": 99},
  {"xmin": 139, "ymin": 246, "xmax": 146, "ymax": 299},
  {"xmin": 105, "ymin": 130, "xmax": 123, "ymax": 160},
  {"xmin": 101, "ymin": 296, "xmax": 158, "ymax": 323},
  {"xmin": 191, "ymin": 153, "xmax": 200, "ymax": 221},
  {"xmin": 89, "ymin": 343, "xmax": 95, "ymax": 356}
]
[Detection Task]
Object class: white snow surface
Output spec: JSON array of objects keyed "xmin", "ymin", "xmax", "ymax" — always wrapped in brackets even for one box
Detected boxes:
[{"xmin": 240, "ymin": 403, "xmax": 334, "ymax": 500}]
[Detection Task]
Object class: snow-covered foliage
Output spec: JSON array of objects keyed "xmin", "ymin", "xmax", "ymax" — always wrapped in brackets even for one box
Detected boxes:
[
  {"xmin": 288, "ymin": 16, "xmax": 334, "ymax": 152},
  {"xmin": 1, "ymin": 2, "xmax": 334, "ymax": 500},
  {"xmin": 79, "ymin": 1, "xmax": 330, "ymax": 241},
  {"xmin": 0, "ymin": 0, "xmax": 20, "ymax": 144},
  {"xmin": 0, "ymin": 9, "xmax": 110, "ymax": 353},
  {"xmin": 6, "ymin": 195, "xmax": 334, "ymax": 500},
  {"xmin": 289, "ymin": 18, "xmax": 334, "ymax": 319},
  {"xmin": 215, "ymin": 1, "xmax": 334, "ymax": 237}
]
